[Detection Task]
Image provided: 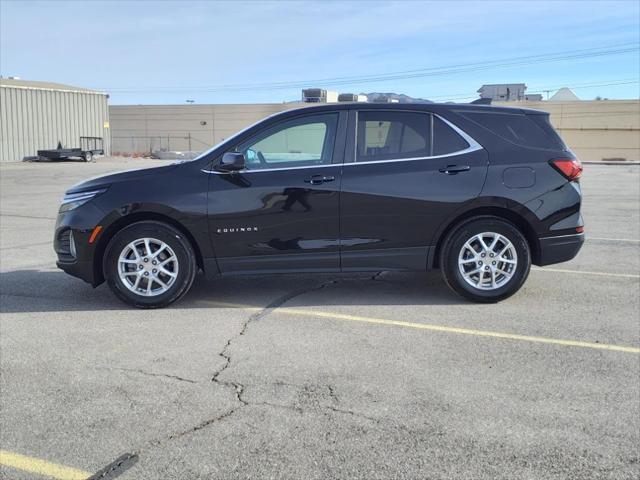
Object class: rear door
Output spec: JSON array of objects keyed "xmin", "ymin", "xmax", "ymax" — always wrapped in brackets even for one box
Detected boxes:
[
  {"xmin": 207, "ymin": 111, "xmax": 346, "ymax": 273},
  {"xmin": 339, "ymin": 109, "xmax": 488, "ymax": 271}
]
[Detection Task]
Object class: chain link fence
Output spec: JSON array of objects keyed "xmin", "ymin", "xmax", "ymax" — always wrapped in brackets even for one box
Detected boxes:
[{"xmin": 111, "ymin": 134, "xmax": 211, "ymax": 159}]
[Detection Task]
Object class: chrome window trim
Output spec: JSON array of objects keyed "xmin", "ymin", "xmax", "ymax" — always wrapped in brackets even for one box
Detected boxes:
[
  {"xmin": 202, "ymin": 163, "xmax": 338, "ymax": 174},
  {"xmin": 202, "ymin": 112, "xmax": 482, "ymax": 174},
  {"xmin": 342, "ymin": 144, "xmax": 482, "ymax": 167},
  {"xmin": 435, "ymin": 114, "xmax": 481, "ymax": 152}
]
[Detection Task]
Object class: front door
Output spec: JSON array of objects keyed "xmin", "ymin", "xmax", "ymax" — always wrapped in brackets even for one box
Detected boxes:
[
  {"xmin": 207, "ymin": 111, "xmax": 345, "ymax": 273},
  {"xmin": 339, "ymin": 109, "xmax": 488, "ymax": 271}
]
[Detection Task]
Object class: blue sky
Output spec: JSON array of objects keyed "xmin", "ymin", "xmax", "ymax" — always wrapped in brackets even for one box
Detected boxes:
[{"xmin": 1, "ymin": 0, "xmax": 638, "ymax": 104}]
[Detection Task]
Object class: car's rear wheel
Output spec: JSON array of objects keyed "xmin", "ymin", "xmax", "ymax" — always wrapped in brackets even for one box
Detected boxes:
[
  {"xmin": 440, "ymin": 216, "xmax": 531, "ymax": 303},
  {"xmin": 104, "ymin": 221, "xmax": 196, "ymax": 308}
]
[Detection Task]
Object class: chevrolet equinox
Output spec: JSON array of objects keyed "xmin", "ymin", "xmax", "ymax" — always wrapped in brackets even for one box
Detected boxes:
[{"xmin": 54, "ymin": 103, "xmax": 584, "ymax": 308}]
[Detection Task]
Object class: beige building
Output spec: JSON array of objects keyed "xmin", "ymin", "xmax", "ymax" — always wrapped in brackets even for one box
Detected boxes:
[
  {"xmin": 109, "ymin": 99, "xmax": 640, "ymax": 162},
  {"xmin": 109, "ymin": 103, "xmax": 298, "ymax": 156}
]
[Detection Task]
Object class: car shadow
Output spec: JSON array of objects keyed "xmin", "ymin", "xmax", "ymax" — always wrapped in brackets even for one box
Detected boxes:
[{"xmin": 0, "ymin": 268, "xmax": 465, "ymax": 314}]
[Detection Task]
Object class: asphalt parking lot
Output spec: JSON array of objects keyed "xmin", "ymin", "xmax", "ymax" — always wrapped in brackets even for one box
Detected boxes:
[{"xmin": 0, "ymin": 158, "xmax": 638, "ymax": 480}]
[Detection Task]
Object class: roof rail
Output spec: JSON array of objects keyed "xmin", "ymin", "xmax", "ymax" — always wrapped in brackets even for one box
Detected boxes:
[{"xmin": 470, "ymin": 98, "xmax": 492, "ymax": 105}]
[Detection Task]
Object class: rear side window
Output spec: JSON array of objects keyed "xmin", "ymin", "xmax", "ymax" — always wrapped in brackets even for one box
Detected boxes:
[
  {"xmin": 459, "ymin": 111, "xmax": 564, "ymax": 150},
  {"xmin": 433, "ymin": 116, "xmax": 470, "ymax": 155},
  {"xmin": 357, "ymin": 111, "xmax": 431, "ymax": 162}
]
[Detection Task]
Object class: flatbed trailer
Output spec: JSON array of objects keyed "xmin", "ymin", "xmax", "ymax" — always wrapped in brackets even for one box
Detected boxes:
[{"xmin": 35, "ymin": 137, "xmax": 104, "ymax": 162}]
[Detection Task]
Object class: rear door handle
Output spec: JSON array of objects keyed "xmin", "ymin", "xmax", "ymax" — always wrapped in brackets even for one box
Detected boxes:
[
  {"xmin": 304, "ymin": 175, "xmax": 335, "ymax": 185},
  {"xmin": 439, "ymin": 165, "xmax": 470, "ymax": 175}
]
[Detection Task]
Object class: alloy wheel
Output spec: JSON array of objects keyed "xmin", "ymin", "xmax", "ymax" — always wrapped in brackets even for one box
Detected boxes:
[
  {"xmin": 458, "ymin": 232, "xmax": 518, "ymax": 290},
  {"xmin": 117, "ymin": 237, "xmax": 179, "ymax": 296}
]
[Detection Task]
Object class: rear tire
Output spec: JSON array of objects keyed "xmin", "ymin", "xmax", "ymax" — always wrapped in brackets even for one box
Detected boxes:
[
  {"xmin": 440, "ymin": 216, "xmax": 531, "ymax": 303},
  {"xmin": 83, "ymin": 152, "xmax": 92, "ymax": 162},
  {"xmin": 104, "ymin": 221, "xmax": 196, "ymax": 308}
]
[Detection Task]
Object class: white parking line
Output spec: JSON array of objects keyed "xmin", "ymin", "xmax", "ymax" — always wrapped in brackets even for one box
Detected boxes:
[
  {"xmin": 533, "ymin": 267, "xmax": 639, "ymax": 279},
  {"xmin": 589, "ymin": 237, "xmax": 640, "ymax": 243}
]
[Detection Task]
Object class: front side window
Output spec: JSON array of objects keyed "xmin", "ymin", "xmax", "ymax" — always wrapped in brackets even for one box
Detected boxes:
[
  {"xmin": 236, "ymin": 113, "xmax": 338, "ymax": 170},
  {"xmin": 357, "ymin": 111, "xmax": 431, "ymax": 162}
]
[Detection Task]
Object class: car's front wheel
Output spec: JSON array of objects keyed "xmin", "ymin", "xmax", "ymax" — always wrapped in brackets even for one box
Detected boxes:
[
  {"xmin": 104, "ymin": 221, "xmax": 197, "ymax": 308},
  {"xmin": 440, "ymin": 216, "xmax": 531, "ymax": 303}
]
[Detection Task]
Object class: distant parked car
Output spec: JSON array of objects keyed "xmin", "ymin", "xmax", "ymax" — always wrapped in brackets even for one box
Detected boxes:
[{"xmin": 54, "ymin": 103, "xmax": 583, "ymax": 307}]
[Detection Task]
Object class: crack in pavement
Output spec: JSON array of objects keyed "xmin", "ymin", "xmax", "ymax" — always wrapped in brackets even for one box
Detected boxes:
[
  {"xmin": 207, "ymin": 279, "xmax": 343, "ymax": 412},
  {"xmin": 94, "ymin": 366, "xmax": 198, "ymax": 384},
  {"xmin": 326, "ymin": 406, "xmax": 381, "ymax": 423},
  {"xmin": 244, "ymin": 400, "xmax": 380, "ymax": 424},
  {"xmin": 138, "ymin": 273, "xmax": 384, "ymax": 453},
  {"xmin": 327, "ymin": 384, "xmax": 340, "ymax": 404}
]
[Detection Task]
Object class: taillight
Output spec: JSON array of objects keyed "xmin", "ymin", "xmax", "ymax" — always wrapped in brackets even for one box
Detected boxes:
[{"xmin": 550, "ymin": 158, "xmax": 583, "ymax": 181}]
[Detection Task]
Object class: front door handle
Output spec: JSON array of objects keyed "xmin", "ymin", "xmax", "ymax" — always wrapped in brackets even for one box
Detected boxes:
[
  {"xmin": 439, "ymin": 165, "xmax": 470, "ymax": 175},
  {"xmin": 304, "ymin": 175, "xmax": 335, "ymax": 185}
]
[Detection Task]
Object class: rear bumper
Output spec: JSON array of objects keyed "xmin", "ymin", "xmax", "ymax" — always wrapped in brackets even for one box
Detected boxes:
[{"xmin": 537, "ymin": 233, "xmax": 584, "ymax": 266}]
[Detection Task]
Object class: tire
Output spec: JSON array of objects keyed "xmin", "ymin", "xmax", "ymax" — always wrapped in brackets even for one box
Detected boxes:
[
  {"xmin": 83, "ymin": 152, "xmax": 92, "ymax": 162},
  {"xmin": 439, "ymin": 216, "xmax": 531, "ymax": 303},
  {"xmin": 104, "ymin": 221, "xmax": 197, "ymax": 308}
]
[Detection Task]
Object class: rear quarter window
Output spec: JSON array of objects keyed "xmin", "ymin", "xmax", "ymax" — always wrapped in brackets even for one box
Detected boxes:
[
  {"xmin": 459, "ymin": 111, "xmax": 566, "ymax": 150},
  {"xmin": 433, "ymin": 116, "xmax": 470, "ymax": 155}
]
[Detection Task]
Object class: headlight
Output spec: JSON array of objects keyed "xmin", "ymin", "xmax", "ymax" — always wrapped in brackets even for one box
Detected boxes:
[{"xmin": 59, "ymin": 188, "xmax": 107, "ymax": 213}]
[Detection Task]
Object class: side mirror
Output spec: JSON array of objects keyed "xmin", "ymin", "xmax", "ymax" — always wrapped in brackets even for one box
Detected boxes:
[{"xmin": 216, "ymin": 152, "xmax": 245, "ymax": 172}]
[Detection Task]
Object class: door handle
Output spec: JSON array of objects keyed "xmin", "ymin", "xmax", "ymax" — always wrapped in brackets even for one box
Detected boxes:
[
  {"xmin": 439, "ymin": 165, "xmax": 470, "ymax": 175},
  {"xmin": 304, "ymin": 175, "xmax": 335, "ymax": 185}
]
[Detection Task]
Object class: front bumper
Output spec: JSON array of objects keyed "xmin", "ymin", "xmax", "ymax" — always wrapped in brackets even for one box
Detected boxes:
[
  {"xmin": 537, "ymin": 233, "xmax": 584, "ymax": 266},
  {"xmin": 54, "ymin": 202, "xmax": 106, "ymax": 285},
  {"xmin": 56, "ymin": 258, "xmax": 95, "ymax": 284}
]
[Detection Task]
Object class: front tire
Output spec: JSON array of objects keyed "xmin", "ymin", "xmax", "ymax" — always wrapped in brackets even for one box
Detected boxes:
[
  {"xmin": 104, "ymin": 221, "xmax": 197, "ymax": 308},
  {"xmin": 440, "ymin": 216, "xmax": 531, "ymax": 303}
]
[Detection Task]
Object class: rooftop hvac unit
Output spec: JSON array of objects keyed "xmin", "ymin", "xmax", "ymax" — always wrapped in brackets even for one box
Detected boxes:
[
  {"xmin": 302, "ymin": 88, "xmax": 326, "ymax": 103},
  {"xmin": 302, "ymin": 88, "xmax": 339, "ymax": 103},
  {"xmin": 338, "ymin": 93, "xmax": 367, "ymax": 102}
]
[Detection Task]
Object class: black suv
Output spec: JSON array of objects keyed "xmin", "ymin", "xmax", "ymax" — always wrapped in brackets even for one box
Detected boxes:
[{"xmin": 54, "ymin": 103, "xmax": 584, "ymax": 308}]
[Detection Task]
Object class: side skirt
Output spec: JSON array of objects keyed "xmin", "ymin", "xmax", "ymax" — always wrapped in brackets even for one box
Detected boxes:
[
  {"xmin": 341, "ymin": 246, "xmax": 431, "ymax": 272},
  {"xmin": 203, "ymin": 246, "xmax": 434, "ymax": 278},
  {"xmin": 216, "ymin": 252, "xmax": 339, "ymax": 276}
]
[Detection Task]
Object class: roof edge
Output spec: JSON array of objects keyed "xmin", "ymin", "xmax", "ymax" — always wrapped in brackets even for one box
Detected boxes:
[{"xmin": 0, "ymin": 80, "xmax": 107, "ymax": 96}]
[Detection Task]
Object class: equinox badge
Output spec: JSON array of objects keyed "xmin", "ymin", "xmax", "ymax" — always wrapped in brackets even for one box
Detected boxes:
[{"xmin": 216, "ymin": 227, "xmax": 259, "ymax": 234}]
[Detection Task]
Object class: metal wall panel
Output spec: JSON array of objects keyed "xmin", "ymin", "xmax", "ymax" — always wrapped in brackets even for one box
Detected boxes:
[{"xmin": 0, "ymin": 85, "xmax": 110, "ymax": 162}]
